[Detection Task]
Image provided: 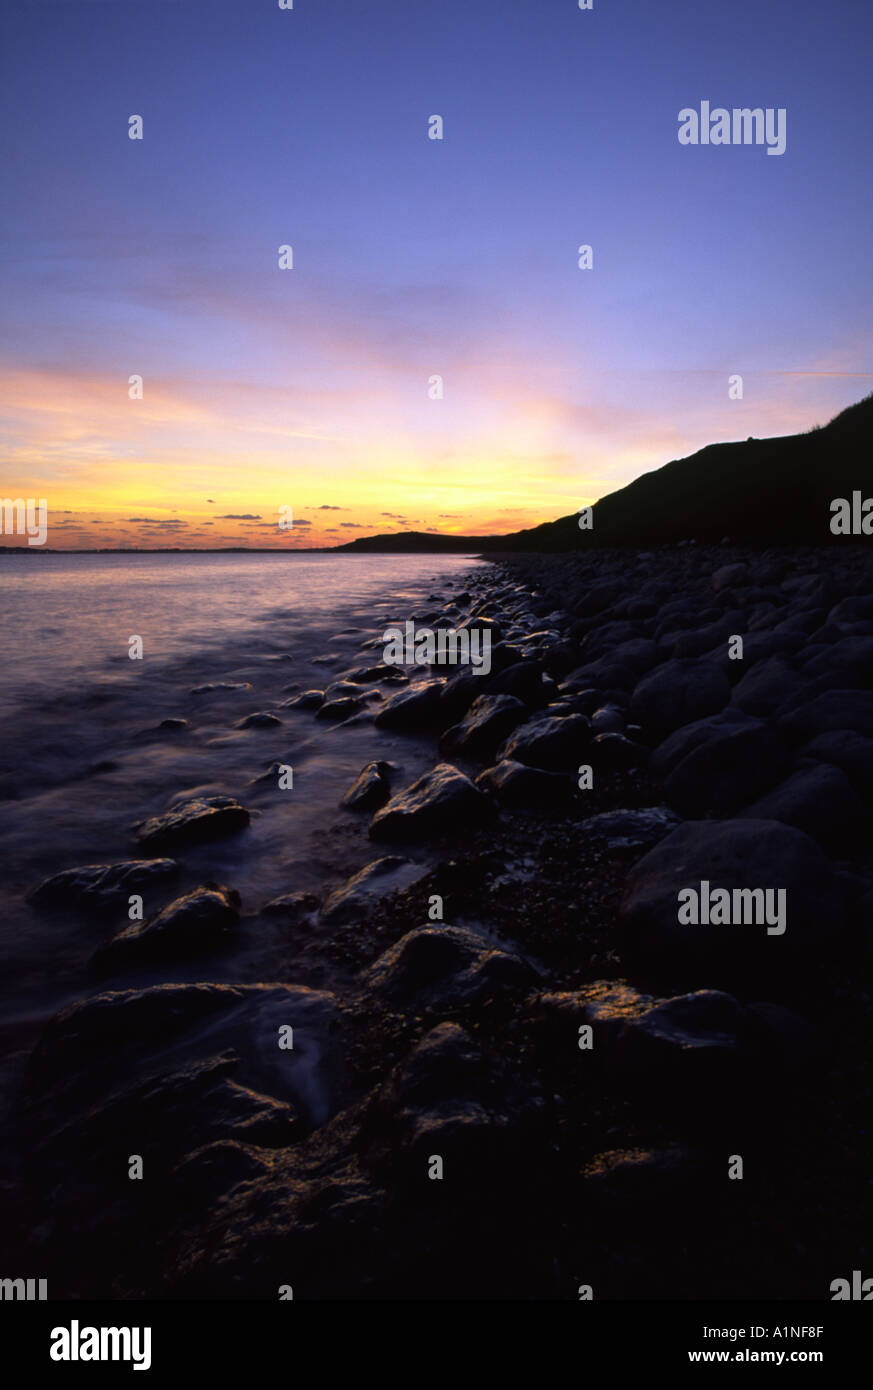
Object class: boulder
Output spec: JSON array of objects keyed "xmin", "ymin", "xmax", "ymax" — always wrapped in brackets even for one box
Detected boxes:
[
  {"xmin": 589, "ymin": 731, "xmax": 648, "ymax": 772},
  {"xmin": 373, "ymin": 680, "xmax": 445, "ymax": 731},
  {"xmin": 739, "ymin": 763, "xmax": 864, "ymax": 847},
  {"xmin": 487, "ymin": 660, "xmax": 549, "ymax": 708},
  {"xmin": 536, "ymin": 981, "xmax": 819, "ymax": 1091},
  {"xmin": 439, "ymin": 694, "xmax": 526, "ymax": 761},
  {"xmin": 665, "ymin": 610, "xmax": 746, "ymax": 659},
  {"xmin": 362, "ymin": 924, "xmax": 534, "ymax": 1007},
  {"xmin": 476, "ymin": 759, "xmax": 574, "ymax": 808},
  {"xmin": 364, "ymin": 1023, "xmax": 546, "ymax": 1180},
  {"xmin": 652, "ymin": 710, "xmax": 788, "ymax": 815},
  {"xmin": 712, "ymin": 562, "xmax": 748, "ymax": 591},
  {"xmin": 28, "ymin": 859, "xmax": 180, "ymax": 912},
  {"xmin": 590, "ymin": 704, "xmax": 625, "ymax": 734},
  {"xmin": 497, "ymin": 713, "xmax": 591, "ymax": 772},
  {"xmin": 369, "ymin": 763, "xmax": 489, "ymax": 842},
  {"xmin": 779, "ymin": 690, "xmax": 873, "ymax": 742},
  {"xmin": 135, "ymin": 795, "xmax": 250, "ymax": 851},
  {"xmin": 618, "ymin": 818, "xmax": 844, "ymax": 981},
  {"xmin": 316, "ymin": 696, "xmax": 364, "ymax": 721},
  {"xmin": 283, "ymin": 689, "xmax": 324, "ymax": 710},
  {"xmin": 731, "ymin": 656, "xmax": 802, "ymax": 717},
  {"xmin": 801, "ymin": 730, "xmax": 873, "ymax": 799},
  {"xmin": 92, "ymin": 884, "xmax": 241, "ymax": 972},
  {"xmin": 23, "ymin": 981, "xmax": 347, "ymax": 1146},
  {"xmin": 190, "ymin": 682, "xmax": 252, "ymax": 696},
  {"xmin": 341, "ymin": 761, "xmax": 394, "ymax": 811},
  {"xmin": 630, "ymin": 658, "xmax": 731, "ymax": 739},
  {"xmin": 319, "ymin": 858, "xmax": 427, "ymax": 925},
  {"xmin": 236, "ymin": 712, "xmax": 281, "ymax": 729}
]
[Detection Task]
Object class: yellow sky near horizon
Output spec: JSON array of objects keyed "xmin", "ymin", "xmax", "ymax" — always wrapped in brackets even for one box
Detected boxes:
[{"xmin": 1, "ymin": 361, "xmax": 865, "ymax": 549}]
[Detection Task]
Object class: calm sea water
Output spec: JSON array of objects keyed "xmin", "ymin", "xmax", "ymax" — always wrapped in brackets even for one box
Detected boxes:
[
  {"xmin": 0, "ymin": 552, "xmax": 484, "ymax": 1040},
  {"xmin": 0, "ymin": 551, "xmax": 482, "ymax": 706}
]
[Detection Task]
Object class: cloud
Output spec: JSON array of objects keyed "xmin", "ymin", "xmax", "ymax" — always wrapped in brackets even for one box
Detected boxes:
[
  {"xmin": 317, "ymin": 504, "xmax": 343, "ymax": 510},
  {"xmin": 207, "ymin": 498, "xmax": 215, "ymax": 503},
  {"xmin": 340, "ymin": 522, "xmax": 364, "ymax": 528},
  {"xmin": 217, "ymin": 513, "xmax": 261, "ymax": 519},
  {"xmin": 127, "ymin": 517, "xmax": 188, "ymax": 525}
]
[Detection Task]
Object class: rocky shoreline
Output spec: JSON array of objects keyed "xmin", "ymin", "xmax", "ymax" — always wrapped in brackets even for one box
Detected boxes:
[{"xmin": 4, "ymin": 541, "xmax": 873, "ymax": 1300}]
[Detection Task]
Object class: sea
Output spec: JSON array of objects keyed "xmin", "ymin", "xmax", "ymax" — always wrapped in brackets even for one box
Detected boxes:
[{"xmin": 0, "ymin": 551, "xmax": 484, "ymax": 1067}]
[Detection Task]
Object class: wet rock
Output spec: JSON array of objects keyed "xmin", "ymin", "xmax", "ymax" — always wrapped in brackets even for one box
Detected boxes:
[
  {"xmin": 369, "ymin": 763, "xmax": 489, "ymax": 842},
  {"xmin": 236, "ymin": 711, "xmax": 281, "ymax": 729},
  {"xmin": 476, "ymin": 758, "xmax": 574, "ymax": 808},
  {"xmin": 457, "ymin": 614, "xmax": 502, "ymax": 643},
  {"xmin": 23, "ymin": 982, "xmax": 347, "ymax": 1148},
  {"xmin": 439, "ymin": 669, "xmax": 488, "ymax": 721},
  {"xmin": 630, "ymin": 658, "xmax": 730, "ymax": 740},
  {"xmin": 341, "ymin": 760, "xmax": 394, "ymax": 811},
  {"xmin": 362, "ymin": 924, "xmax": 535, "ymax": 1007},
  {"xmin": 28, "ymin": 858, "xmax": 180, "ymax": 912},
  {"xmin": 48, "ymin": 1054, "xmax": 297, "ymax": 1159},
  {"xmin": 92, "ymin": 883, "xmax": 241, "ymax": 972},
  {"xmin": 439, "ymin": 694, "xmax": 526, "ymax": 761},
  {"xmin": 590, "ymin": 704, "xmax": 625, "ymax": 734},
  {"xmin": 158, "ymin": 717, "xmax": 188, "ymax": 732},
  {"xmin": 260, "ymin": 890, "xmax": 320, "ymax": 919},
  {"xmin": 249, "ymin": 760, "xmax": 294, "ymax": 786},
  {"xmin": 341, "ymin": 665, "xmax": 393, "ymax": 683},
  {"xmin": 190, "ymin": 682, "xmax": 252, "ymax": 696},
  {"xmin": 135, "ymin": 795, "xmax": 250, "ymax": 851},
  {"xmin": 320, "ymin": 857, "xmax": 427, "ymax": 925},
  {"xmin": 536, "ymin": 980, "xmax": 819, "ymax": 1085},
  {"xmin": 373, "ymin": 680, "xmax": 445, "ymax": 731},
  {"xmin": 316, "ymin": 696, "xmax": 363, "ymax": 722},
  {"xmin": 283, "ymin": 689, "xmax": 324, "ymax": 710},
  {"xmin": 497, "ymin": 713, "xmax": 591, "ymax": 772},
  {"xmin": 618, "ymin": 818, "xmax": 844, "ymax": 980}
]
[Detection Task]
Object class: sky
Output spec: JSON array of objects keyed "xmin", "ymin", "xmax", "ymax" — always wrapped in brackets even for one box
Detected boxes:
[{"xmin": 1, "ymin": 0, "xmax": 872, "ymax": 549}]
